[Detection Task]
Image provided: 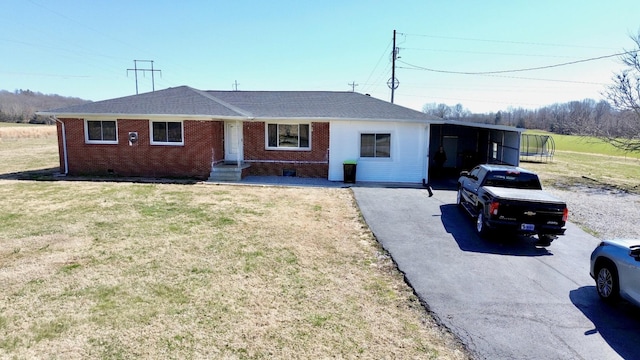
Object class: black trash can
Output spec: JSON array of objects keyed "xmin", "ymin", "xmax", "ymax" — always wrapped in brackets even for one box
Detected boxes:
[{"xmin": 343, "ymin": 160, "xmax": 357, "ymax": 183}]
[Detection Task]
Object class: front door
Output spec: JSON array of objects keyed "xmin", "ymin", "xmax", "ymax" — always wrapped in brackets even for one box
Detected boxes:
[{"xmin": 224, "ymin": 121, "xmax": 243, "ymax": 164}]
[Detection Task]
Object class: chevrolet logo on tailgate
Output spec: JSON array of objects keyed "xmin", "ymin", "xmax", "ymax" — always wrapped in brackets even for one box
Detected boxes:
[{"xmin": 523, "ymin": 211, "xmax": 536, "ymax": 216}]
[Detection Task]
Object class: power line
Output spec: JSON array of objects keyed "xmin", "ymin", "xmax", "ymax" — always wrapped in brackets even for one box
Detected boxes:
[
  {"xmin": 397, "ymin": 32, "xmax": 618, "ymax": 50},
  {"xmin": 361, "ymin": 39, "xmax": 392, "ymax": 94},
  {"xmin": 396, "ymin": 50, "xmax": 636, "ymax": 76},
  {"xmin": 399, "ymin": 73, "xmax": 608, "ymax": 87},
  {"xmin": 25, "ymin": 0, "xmax": 184, "ymax": 92},
  {"xmin": 397, "ymin": 91, "xmax": 546, "ymax": 107},
  {"xmin": 0, "ymin": 71, "xmax": 90, "ymax": 79},
  {"xmin": 401, "ymin": 46, "xmax": 579, "ymax": 59},
  {"xmin": 371, "ymin": 63, "xmax": 392, "ymax": 90}
]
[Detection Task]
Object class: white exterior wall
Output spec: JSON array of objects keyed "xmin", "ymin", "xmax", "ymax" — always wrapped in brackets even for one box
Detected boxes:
[
  {"xmin": 490, "ymin": 130, "xmax": 522, "ymax": 166},
  {"xmin": 328, "ymin": 120, "xmax": 430, "ymax": 183}
]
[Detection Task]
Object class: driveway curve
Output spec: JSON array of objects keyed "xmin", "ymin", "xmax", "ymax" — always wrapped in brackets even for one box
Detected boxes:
[{"xmin": 353, "ymin": 186, "xmax": 640, "ymax": 360}]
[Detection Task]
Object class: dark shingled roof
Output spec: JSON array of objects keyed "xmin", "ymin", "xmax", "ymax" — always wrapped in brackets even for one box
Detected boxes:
[
  {"xmin": 205, "ymin": 90, "xmax": 434, "ymax": 120},
  {"xmin": 40, "ymin": 85, "xmax": 439, "ymax": 121},
  {"xmin": 41, "ymin": 86, "xmax": 242, "ymax": 117}
]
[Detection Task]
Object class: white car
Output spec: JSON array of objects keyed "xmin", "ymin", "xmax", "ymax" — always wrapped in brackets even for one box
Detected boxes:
[{"xmin": 590, "ymin": 239, "xmax": 640, "ymax": 307}]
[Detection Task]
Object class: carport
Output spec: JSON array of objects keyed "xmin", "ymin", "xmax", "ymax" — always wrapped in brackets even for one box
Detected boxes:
[{"xmin": 428, "ymin": 121, "xmax": 524, "ymax": 178}]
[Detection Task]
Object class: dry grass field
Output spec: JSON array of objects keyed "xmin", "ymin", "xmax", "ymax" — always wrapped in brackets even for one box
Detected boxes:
[
  {"xmin": 0, "ymin": 123, "xmax": 56, "ymax": 139},
  {"xmin": 522, "ymin": 131, "xmax": 640, "ymax": 193},
  {"xmin": 524, "ymin": 151, "xmax": 640, "ymax": 194},
  {"xmin": 0, "ymin": 124, "xmax": 58, "ymax": 176},
  {"xmin": 0, "ymin": 126, "xmax": 469, "ymax": 359}
]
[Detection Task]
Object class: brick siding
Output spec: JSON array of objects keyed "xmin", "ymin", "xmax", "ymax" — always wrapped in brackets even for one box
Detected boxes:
[
  {"xmin": 57, "ymin": 118, "xmax": 224, "ymax": 180},
  {"xmin": 56, "ymin": 119, "xmax": 329, "ymax": 180},
  {"xmin": 242, "ymin": 121, "xmax": 329, "ymax": 178}
]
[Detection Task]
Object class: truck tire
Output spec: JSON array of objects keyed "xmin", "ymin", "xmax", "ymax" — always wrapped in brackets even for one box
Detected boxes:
[
  {"xmin": 476, "ymin": 209, "xmax": 490, "ymax": 238},
  {"xmin": 537, "ymin": 234, "xmax": 554, "ymax": 246}
]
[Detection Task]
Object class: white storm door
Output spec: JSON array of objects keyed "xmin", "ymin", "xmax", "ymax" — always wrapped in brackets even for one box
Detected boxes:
[{"xmin": 224, "ymin": 121, "xmax": 243, "ymax": 163}]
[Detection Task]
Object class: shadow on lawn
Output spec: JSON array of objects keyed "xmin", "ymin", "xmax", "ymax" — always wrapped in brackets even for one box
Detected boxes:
[{"xmin": 0, "ymin": 168, "xmax": 199, "ymax": 184}]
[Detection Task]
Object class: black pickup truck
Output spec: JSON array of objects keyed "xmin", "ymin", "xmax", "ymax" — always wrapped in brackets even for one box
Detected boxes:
[{"xmin": 457, "ymin": 164, "xmax": 568, "ymax": 245}]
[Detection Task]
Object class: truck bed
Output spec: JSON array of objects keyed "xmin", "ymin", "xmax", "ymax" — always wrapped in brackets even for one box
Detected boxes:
[{"xmin": 484, "ymin": 186, "xmax": 565, "ymax": 205}]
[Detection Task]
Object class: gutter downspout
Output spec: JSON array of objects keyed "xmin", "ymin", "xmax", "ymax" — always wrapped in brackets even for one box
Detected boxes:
[{"xmin": 52, "ymin": 116, "xmax": 68, "ymax": 176}]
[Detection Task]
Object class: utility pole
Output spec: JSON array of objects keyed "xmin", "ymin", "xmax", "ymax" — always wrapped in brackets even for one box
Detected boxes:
[
  {"xmin": 232, "ymin": 80, "xmax": 240, "ymax": 91},
  {"xmin": 388, "ymin": 30, "xmax": 400, "ymax": 103},
  {"xmin": 127, "ymin": 60, "xmax": 162, "ymax": 94},
  {"xmin": 348, "ymin": 81, "xmax": 358, "ymax": 92}
]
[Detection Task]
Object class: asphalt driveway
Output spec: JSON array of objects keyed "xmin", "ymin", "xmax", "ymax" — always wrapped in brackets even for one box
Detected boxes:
[{"xmin": 353, "ymin": 186, "xmax": 640, "ymax": 360}]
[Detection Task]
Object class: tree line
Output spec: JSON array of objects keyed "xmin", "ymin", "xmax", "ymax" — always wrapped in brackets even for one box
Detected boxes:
[
  {"xmin": 424, "ymin": 98, "xmax": 624, "ymax": 136},
  {"xmin": 0, "ymin": 89, "xmax": 89, "ymax": 124}
]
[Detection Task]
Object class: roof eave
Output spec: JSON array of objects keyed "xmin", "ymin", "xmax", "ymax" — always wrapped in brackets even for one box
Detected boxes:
[
  {"xmin": 251, "ymin": 116, "xmax": 438, "ymax": 123},
  {"xmin": 36, "ymin": 112, "xmax": 250, "ymax": 121},
  {"xmin": 434, "ymin": 119, "xmax": 525, "ymax": 132}
]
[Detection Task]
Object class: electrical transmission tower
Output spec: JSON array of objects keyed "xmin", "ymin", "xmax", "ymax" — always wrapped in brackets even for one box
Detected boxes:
[{"xmin": 127, "ymin": 60, "xmax": 162, "ymax": 94}]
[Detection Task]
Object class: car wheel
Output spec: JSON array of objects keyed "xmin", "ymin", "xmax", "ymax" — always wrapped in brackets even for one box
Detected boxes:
[
  {"xmin": 476, "ymin": 210, "xmax": 489, "ymax": 238},
  {"xmin": 596, "ymin": 261, "xmax": 619, "ymax": 302}
]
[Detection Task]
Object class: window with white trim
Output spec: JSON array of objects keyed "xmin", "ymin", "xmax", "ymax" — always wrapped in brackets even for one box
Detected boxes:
[
  {"xmin": 85, "ymin": 120, "xmax": 117, "ymax": 144},
  {"xmin": 360, "ymin": 133, "xmax": 391, "ymax": 158},
  {"xmin": 151, "ymin": 121, "xmax": 183, "ymax": 145},
  {"xmin": 266, "ymin": 123, "xmax": 310, "ymax": 149}
]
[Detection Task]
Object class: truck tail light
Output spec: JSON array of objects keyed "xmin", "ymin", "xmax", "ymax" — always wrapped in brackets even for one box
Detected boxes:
[
  {"xmin": 489, "ymin": 202, "xmax": 500, "ymax": 216},
  {"xmin": 562, "ymin": 208, "xmax": 569, "ymax": 222}
]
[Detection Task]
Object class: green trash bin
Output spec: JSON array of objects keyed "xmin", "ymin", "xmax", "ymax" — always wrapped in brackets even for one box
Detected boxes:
[{"xmin": 343, "ymin": 160, "xmax": 357, "ymax": 183}]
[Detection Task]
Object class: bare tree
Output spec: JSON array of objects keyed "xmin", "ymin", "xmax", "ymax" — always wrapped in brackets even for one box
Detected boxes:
[
  {"xmin": 601, "ymin": 31, "xmax": 640, "ymax": 152},
  {"xmin": 0, "ymin": 90, "xmax": 89, "ymax": 123},
  {"xmin": 422, "ymin": 102, "xmax": 452, "ymax": 119},
  {"xmin": 451, "ymin": 103, "xmax": 470, "ymax": 119}
]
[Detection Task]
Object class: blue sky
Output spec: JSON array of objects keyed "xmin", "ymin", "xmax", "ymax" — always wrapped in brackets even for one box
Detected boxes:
[{"xmin": 2, "ymin": 0, "xmax": 639, "ymax": 113}]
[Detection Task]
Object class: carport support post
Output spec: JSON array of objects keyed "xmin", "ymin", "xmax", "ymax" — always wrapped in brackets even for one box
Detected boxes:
[
  {"xmin": 422, "ymin": 171, "xmax": 433, "ymax": 197},
  {"xmin": 423, "ymin": 125, "xmax": 433, "ymax": 196}
]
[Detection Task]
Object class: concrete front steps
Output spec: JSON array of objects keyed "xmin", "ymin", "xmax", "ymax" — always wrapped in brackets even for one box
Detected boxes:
[{"xmin": 208, "ymin": 163, "xmax": 250, "ymax": 182}]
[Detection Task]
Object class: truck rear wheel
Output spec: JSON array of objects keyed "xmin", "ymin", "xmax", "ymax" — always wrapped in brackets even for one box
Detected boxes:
[
  {"xmin": 536, "ymin": 234, "xmax": 555, "ymax": 246},
  {"xmin": 476, "ymin": 210, "xmax": 490, "ymax": 238}
]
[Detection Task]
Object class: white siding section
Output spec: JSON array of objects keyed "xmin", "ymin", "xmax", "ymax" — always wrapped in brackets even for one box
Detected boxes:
[
  {"xmin": 489, "ymin": 130, "xmax": 521, "ymax": 166},
  {"xmin": 329, "ymin": 121, "xmax": 429, "ymax": 183},
  {"xmin": 503, "ymin": 131, "xmax": 521, "ymax": 166}
]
